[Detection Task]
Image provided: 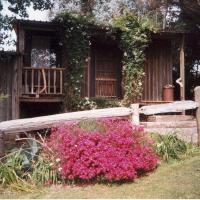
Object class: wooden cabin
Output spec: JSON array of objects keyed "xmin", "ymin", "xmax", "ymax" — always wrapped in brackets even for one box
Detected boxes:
[
  {"xmin": 0, "ymin": 19, "xmax": 199, "ymax": 121},
  {"xmin": 0, "ymin": 20, "xmax": 122, "ymax": 120}
]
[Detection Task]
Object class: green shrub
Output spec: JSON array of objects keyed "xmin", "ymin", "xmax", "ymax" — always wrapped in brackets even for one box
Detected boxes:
[
  {"xmin": 31, "ymin": 156, "xmax": 60, "ymax": 186},
  {"xmin": 151, "ymin": 133, "xmax": 188, "ymax": 161},
  {"xmin": 0, "ymin": 135, "xmax": 60, "ymax": 190},
  {"xmin": 0, "ymin": 149, "xmax": 34, "ymax": 191},
  {"xmin": 78, "ymin": 119, "xmax": 105, "ymax": 132},
  {"xmin": 91, "ymin": 97, "xmax": 120, "ymax": 109},
  {"xmin": 77, "ymin": 97, "xmax": 121, "ymax": 111}
]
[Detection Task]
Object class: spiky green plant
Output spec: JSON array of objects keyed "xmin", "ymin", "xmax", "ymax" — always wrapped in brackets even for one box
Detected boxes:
[{"xmin": 151, "ymin": 133, "xmax": 188, "ymax": 161}]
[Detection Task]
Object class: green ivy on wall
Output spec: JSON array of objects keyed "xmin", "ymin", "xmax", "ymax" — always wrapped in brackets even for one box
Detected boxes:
[
  {"xmin": 55, "ymin": 13, "xmax": 91, "ymax": 111},
  {"xmin": 55, "ymin": 12, "xmax": 154, "ymax": 110},
  {"xmin": 113, "ymin": 12, "xmax": 155, "ymax": 105},
  {"xmin": 55, "ymin": 13, "xmax": 118, "ymax": 111}
]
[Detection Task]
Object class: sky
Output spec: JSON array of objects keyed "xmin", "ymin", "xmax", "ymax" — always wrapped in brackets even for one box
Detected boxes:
[{"xmin": 1, "ymin": 1, "xmax": 49, "ymax": 51}]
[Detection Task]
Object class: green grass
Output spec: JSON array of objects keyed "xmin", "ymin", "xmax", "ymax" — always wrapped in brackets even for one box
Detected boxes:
[{"xmin": 1, "ymin": 154, "xmax": 200, "ymax": 199}]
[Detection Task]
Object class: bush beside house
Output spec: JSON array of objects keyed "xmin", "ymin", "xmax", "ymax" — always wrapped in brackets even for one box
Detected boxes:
[{"xmin": 45, "ymin": 118, "xmax": 158, "ymax": 182}]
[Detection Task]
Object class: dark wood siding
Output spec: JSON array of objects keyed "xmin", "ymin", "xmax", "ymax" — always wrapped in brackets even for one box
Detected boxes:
[
  {"xmin": 88, "ymin": 44, "xmax": 121, "ymax": 98},
  {"xmin": 0, "ymin": 56, "xmax": 19, "ymax": 121},
  {"xmin": 142, "ymin": 39, "xmax": 173, "ymax": 102}
]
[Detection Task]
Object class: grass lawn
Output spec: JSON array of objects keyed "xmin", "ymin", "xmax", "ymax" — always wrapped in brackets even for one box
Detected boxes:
[{"xmin": 1, "ymin": 154, "xmax": 200, "ymax": 199}]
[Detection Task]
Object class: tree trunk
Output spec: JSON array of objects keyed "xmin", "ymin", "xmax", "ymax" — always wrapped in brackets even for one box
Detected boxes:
[{"xmin": 81, "ymin": 0, "xmax": 94, "ymax": 15}]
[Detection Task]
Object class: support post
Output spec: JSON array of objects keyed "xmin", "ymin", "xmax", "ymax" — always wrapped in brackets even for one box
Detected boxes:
[
  {"xmin": 194, "ymin": 86, "xmax": 200, "ymax": 146},
  {"xmin": 0, "ymin": 131, "xmax": 5, "ymax": 157},
  {"xmin": 131, "ymin": 104, "xmax": 140, "ymax": 125},
  {"xmin": 180, "ymin": 35, "xmax": 185, "ymax": 101}
]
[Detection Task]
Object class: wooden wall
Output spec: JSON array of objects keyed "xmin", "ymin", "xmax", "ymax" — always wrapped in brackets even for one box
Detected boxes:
[
  {"xmin": 0, "ymin": 55, "xmax": 19, "ymax": 121},
  {"xmin": 142, "ymin": 39, "xmax": 173, "ymax": 102},
  {"xmin": 81, "ymin": 43, "xmax": 122, "ymax": 98}
]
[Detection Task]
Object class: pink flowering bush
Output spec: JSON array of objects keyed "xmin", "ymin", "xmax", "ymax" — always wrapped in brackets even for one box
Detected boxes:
[{"xmin": 46, "ymin": 118, "xmax": 158, "ymax": 182}]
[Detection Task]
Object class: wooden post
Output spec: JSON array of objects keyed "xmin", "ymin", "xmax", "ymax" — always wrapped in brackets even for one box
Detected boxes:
[
  {"xmin": 54, "ymin": 70, "xmax": 56, "ymax": 94},
  {"xmin": 60, "ymin": 70, "xmax": 63, "ymax": 94},
  {"xmin": 0, "ymin": 131, "xmax": 4, "ymax": 157},
  {"xmin": 180, "ymin": 35, "xmax": 185, "ymax": 101},
  {"xmin": 194, "ymin": 86, "xmax": 200, "ymax": 146},
  {"xmin": 87, "ymin": 51, "xmax": 92, "ymax": 98},
  {"xmin": 131, "ymin": 104, "xmax": 140, "ymax": 125},
  {"xmin": 48, "ymin": 69, "xmax": 50, "ymax": 94},
  {"xmin": 31, "ymin": 69, "xmax": 34, "ymax": 94}
]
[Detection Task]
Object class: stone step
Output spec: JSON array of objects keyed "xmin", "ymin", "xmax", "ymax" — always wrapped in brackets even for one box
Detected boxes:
[
  {"xmin": 147, "ymin": 115, "xmax": 195, "ymax": 122},
  {"xmin": 141, "ymin": 120, "xmax": 197, "ymax": 128}
]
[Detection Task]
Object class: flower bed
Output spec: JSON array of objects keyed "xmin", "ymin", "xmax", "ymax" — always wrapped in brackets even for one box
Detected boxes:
[{"xmin": 46, "ymin": 118, "xmax": 158, "ymax": 182}]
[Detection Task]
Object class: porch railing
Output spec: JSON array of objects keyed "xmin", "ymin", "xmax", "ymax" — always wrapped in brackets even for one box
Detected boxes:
[{"xmin": 22, "ymin": 67, "xmax": 65, "ymax": 96}]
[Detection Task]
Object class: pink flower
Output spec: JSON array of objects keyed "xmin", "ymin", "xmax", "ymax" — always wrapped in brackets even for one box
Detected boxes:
[{"xmin": 45, "ymin": 118, "xmax": 158, "ymax": 182}]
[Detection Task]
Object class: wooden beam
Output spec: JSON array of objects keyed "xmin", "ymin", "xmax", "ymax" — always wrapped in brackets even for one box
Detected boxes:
[
  {"xmin": 139, "ymin": 100, "xmax": 199, "ymax": 115},
  {"xmin": 0, "ymin": 107, "xmax": 132, "ymax": 134},
  {"xmin": 180, "ymin": 35, "xmax": 185, "ymax": 100},
  {"xmin": 0, "ymin": 100, "xmax": 198, "ymax": 135}
]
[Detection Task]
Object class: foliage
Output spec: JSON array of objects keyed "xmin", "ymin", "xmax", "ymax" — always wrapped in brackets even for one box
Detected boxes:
[
  {"xmin": 0, "ymin": 148, "xmax": 34, "ymax": 192},
  {"xmin": 77, "ymin": 119, "xmax": 105, "ymax": 132},
  {"xmin": 77, "ymin": 97, "xmax": 97, "ymax": 110},
  {"xmin": 113, "ymin": 12, "xmax": 154, "ymax": 105},
  {"xmin": 55, "ymin": 11, "xmax": 155, "ymax": 109},
  {"xmin": 151, "ymin": 133, "xmax": 191, "ymax": 161},
  {"xmin": 55, "ymin": 13, "xmax": 118, "ymax": 111},
  {"xmin": 0, "ymin": 134, "xmax": 60, "ymax": 190},
  {"xmin": 55, "ymin": 13, "xmax": 92, "ymax": 111},
  {"xmin": 1, "ymin": 152, "xmax": 200, "ymax": 199},
  {"xmin": 47, "ymin": 118, "xmax": 158, "ymax": 182},
  {"xmin": 77, "ymin": 97, "xmax": 120, "ymax": 111},
  {"xmin": 0, "ymin": 0, "xmax": 53, "ymax": 49},
  {"xmin": 31, "ymin": 154, "xmax": 60, "ymax": 186},
  {"xmin": 90, "ymin": 97, "xmax": 121, "ymax": 109}
]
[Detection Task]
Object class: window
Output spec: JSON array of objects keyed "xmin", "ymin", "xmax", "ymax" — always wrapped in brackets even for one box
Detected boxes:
[{"xmin": 31, "ymin": 36, "xmax": 57, "ymax": 68}]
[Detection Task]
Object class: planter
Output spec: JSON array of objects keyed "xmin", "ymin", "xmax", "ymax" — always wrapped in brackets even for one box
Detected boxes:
[{"xmin": 163, "ymin": 84, "xmax": 174, "ymax": 102}]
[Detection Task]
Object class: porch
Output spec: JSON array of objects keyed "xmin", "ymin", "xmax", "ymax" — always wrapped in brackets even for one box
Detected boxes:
[{"xmin": 20, "ymin": 67, "xmax": 65, "ymax": 103}]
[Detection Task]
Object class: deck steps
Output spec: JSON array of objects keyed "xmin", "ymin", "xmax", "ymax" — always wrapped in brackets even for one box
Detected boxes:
[{"xmin": 142, "ymin": 115, "xmax": 198, "ymax": 144}]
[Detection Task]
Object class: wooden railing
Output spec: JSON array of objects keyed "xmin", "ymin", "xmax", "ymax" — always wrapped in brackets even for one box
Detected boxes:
[{"xmin": 22, "ymin": 67, "xmax": 65, "ymax": 96}]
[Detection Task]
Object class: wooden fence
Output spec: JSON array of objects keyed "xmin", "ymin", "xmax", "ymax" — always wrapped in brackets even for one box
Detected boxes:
[
  {"xmin": 0, "ymin": 97, "xmax": 200, "ymax": 155},
  {"xmin": 0, "ymin": 100, "xmax": 198, "ymax": 134}
]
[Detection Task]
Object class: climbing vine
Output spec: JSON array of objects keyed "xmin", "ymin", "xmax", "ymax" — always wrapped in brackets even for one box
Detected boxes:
[
  {"xmin": 55, "ymin": 12, "xmax": 154, "ymax": 110},
  {"xmin": 55, "ymin": 13, "xmax": 92, "ymax": 110},
  {"xmin": 55, "ymin": 13, "xmax": 118, "ymax": 111},
  {"xmin": 114, "ymin": 12, "xmax": 154, "ymax": 105}
]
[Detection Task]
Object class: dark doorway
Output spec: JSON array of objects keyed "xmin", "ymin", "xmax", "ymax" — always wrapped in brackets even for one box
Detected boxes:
[
  {"xmin": 172, "ymin": 33, "xmax": 200, "ymax": 100},
  {"xmin": 20, "ymin": 102, "xmax": 63, "ymax": 118}
]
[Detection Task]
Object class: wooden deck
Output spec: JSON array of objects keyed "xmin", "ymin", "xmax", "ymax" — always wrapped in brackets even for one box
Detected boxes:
[{"xmin": 21, "ymin": 67, "xmax": 65, "ymax": 101}]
